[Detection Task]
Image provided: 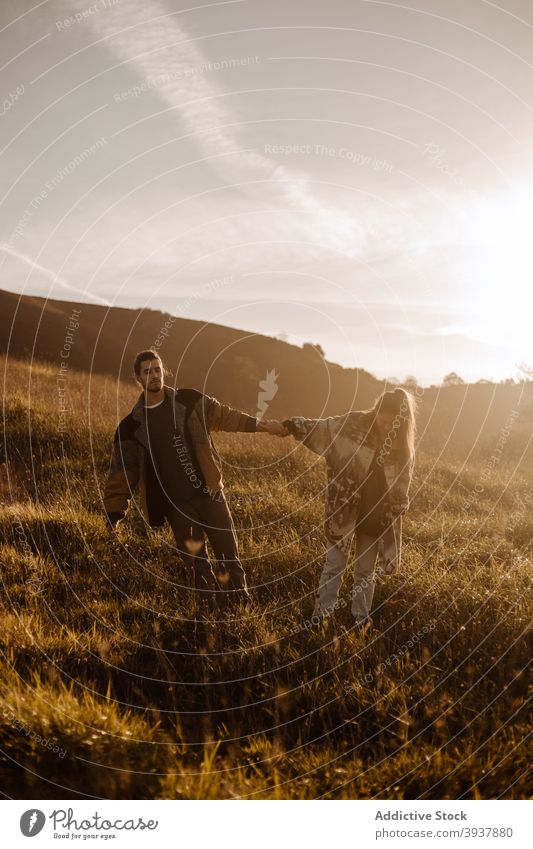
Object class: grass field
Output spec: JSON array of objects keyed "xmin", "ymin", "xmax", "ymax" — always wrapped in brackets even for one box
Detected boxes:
[{"xmin": 1, "ymin": 356, "xmax": 531, "ymax": 799}]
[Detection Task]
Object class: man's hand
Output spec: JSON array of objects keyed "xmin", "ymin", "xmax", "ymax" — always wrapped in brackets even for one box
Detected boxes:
[
  {"xmin": 257, "ymin": 419, "xmax": 290, "ymax": 437},
  {"xmin": 102, "ymin": 521, "xmax": 118, "ymax": 543}
]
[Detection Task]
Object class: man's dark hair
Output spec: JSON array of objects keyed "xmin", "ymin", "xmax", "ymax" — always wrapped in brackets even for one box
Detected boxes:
[{"xmin": 133, "ymin": 349, "xmax": 162, "ymax": 378}]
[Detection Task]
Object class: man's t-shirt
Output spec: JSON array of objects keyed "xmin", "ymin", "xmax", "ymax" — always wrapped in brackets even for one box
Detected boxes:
[
  {"xmin": 356, "ymin": 449, "xmax": 388, "ymax": 536},
  {"xmin": 145, "ymin": 396, "xmax": 202, "ymax": 505}
]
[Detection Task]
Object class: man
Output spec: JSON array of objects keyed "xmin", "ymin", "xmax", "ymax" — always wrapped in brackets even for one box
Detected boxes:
[{"xmin": 103, "ymin": 349, "xmax": 285, "ymax": 608}]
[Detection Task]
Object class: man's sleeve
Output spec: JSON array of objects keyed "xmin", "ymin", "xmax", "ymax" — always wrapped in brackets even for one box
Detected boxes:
[
  {"xmin": 201, "ymin": 394, "xmax": 257, "ymax": 433},
  {"xmin": 102, "ymin": 427, "xmax": 141, "ymax": 525}
]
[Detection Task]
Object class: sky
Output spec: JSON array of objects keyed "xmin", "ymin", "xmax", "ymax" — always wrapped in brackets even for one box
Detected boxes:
[{"xmin": 1, "ymin": 0, "xmax": 532, "ymax": 384}]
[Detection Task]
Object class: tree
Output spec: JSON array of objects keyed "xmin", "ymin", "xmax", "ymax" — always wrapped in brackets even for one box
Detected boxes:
[
  {"xmin": 442, "ymin": 371, "xmax": 465, "ymax": 386},
  {"xmin": 402, "ymin": 375, "xmax": 419, "ymax": 391},
  {"xmin": 302, "ymin": 342, "xmax": 325, "ymax": 358}
]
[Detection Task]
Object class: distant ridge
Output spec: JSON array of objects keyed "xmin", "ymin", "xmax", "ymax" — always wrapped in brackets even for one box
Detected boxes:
[
  {"xmin": 1, "ymin": 288, "xmax": 530, "ymax": 456},
  {"xmin": 0, "ymin": 288, "xmax": 382, "ymax": 417}
]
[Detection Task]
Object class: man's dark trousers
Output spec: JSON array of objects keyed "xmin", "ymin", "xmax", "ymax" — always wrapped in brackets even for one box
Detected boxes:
[{"xmin": 164, "ymin": 491, "xmax": 248, "ymax": 606}]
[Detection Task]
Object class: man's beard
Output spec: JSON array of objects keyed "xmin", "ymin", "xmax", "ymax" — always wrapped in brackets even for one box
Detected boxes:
[{"xmin": 147, "ymin": 383, "xmax": 161, "ymax": 392}]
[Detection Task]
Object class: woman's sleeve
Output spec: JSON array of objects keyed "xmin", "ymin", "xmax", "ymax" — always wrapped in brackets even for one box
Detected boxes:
[
  {"xmin": 389, "ymin": 455, "xmax": 414, "ymax": 516},
  {"xmin": 282, "ymin": 416, "xmax": 335, "ymax": 456}
]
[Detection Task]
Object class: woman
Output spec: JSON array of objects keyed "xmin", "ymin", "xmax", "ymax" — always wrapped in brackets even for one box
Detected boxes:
[{"xmin": 281, "ymin": 388, "xmax": 416, "ymax": 629}]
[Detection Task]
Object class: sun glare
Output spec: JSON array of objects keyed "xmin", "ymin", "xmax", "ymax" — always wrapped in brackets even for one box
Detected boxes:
[{"xmin": 464, "ymin": 188, "xmax": 532, "ymax": 355}]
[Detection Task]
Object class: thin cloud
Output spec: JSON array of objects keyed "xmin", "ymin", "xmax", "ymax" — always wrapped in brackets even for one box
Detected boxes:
[
  {"xmin": 0, "ymin": 244, "xmax": 112, "ymax": 305},
  {"xmin": 82, "ymin": 0, "xmax": 365, "ymax": 256}
]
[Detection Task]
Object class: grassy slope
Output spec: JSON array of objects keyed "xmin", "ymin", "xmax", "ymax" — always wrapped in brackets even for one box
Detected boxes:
[{"xmin": 0, "ymin": 356, "xmax": 531, "ymax": 799}]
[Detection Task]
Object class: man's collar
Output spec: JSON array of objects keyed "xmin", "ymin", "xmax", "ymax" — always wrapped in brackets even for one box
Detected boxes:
[{"xmin": 132, "ymin": 385, "xmax": 176, "ymax": 421}]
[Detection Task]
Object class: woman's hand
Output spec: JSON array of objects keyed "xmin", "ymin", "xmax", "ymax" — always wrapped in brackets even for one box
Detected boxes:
[{"xmin": 384, "ymin": 498, "xmax": 409, "ymax": 522}]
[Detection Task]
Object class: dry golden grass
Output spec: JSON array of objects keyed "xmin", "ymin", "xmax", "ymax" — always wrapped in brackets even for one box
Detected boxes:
[{"xmin": 0, "ymin": 355, "xmax": 531, "ymax": 798}]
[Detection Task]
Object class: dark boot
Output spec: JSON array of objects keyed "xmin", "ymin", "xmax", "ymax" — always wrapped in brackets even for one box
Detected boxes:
[
  {"xmin": 193, "ymin": 558, "xmax": 218, "ymax": 613},
  {"xmin": 215, "ymin": 561, "xmax": 250, "ymax": 610}
]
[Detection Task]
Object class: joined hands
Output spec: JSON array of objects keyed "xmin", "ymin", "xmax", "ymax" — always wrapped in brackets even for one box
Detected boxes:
[{"xmin": 257, "ymin": 419, "xmax": 290, "ymax": 437}]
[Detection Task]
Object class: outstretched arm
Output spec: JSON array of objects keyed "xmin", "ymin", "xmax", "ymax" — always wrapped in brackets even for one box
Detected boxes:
[
  {"xmin": 200, "ymin": 394, "xmax": 257, "ymax": 433},
  {"xmin": 281, "ymin": 416, "xmax": 336, "ymax": 456},
  {"xmin": 258, "ymin": 419, "xmax": 289, "ymax": 436},
  {"xmin": 200, "ymin": 394, "xmax": 287, "ymax": 435}
]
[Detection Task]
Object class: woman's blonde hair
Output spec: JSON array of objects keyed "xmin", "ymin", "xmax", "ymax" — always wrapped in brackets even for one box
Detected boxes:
[{"xmin": 368, "ymin": 387, "xmax": 417, "ymax": 465}]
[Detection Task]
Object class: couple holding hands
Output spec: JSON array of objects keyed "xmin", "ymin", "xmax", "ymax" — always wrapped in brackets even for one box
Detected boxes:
[{"xmin": 103, "ymin": 349, "xmax": 416, "ymax": 628}]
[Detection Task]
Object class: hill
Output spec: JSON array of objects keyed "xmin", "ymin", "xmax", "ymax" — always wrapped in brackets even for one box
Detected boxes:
[
  {"xmin": 1, "ymin": 288, "xmax": 532, "ymax": 460},
  {"xmin": 0, "ymin": 288, "xmax": 381, "ymax": 415}
]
